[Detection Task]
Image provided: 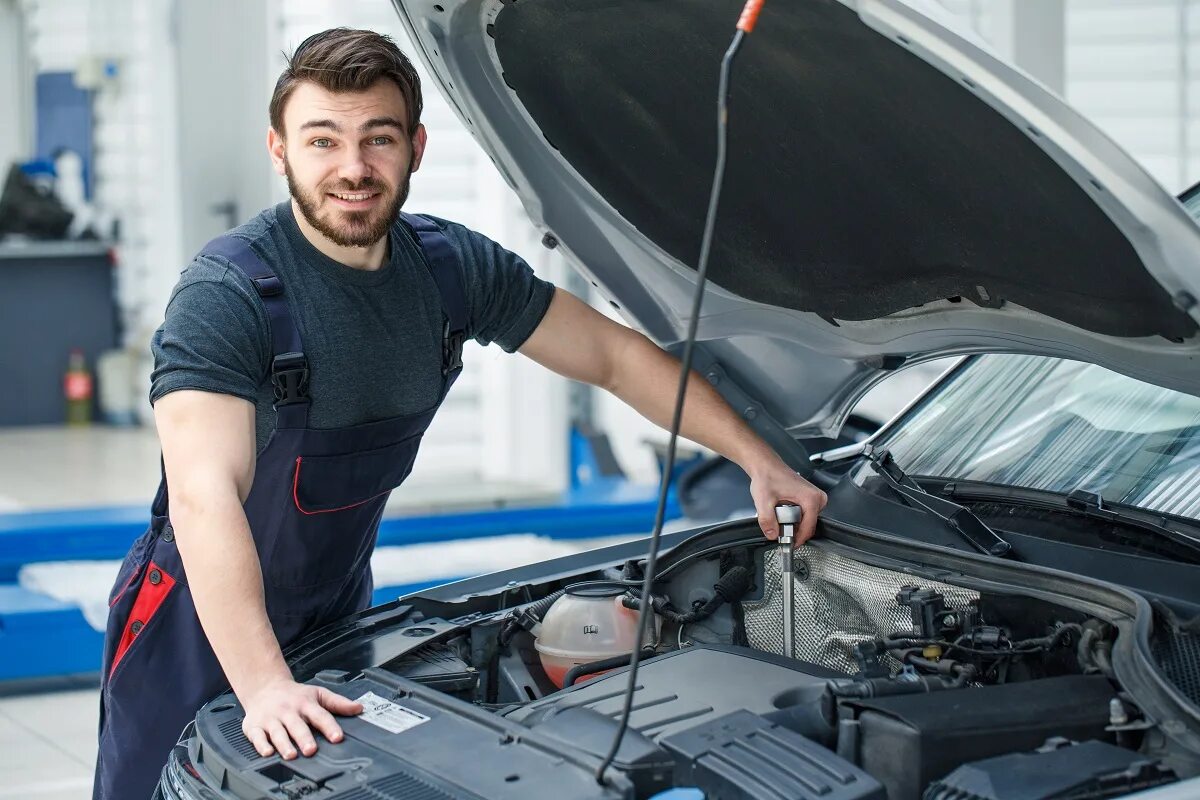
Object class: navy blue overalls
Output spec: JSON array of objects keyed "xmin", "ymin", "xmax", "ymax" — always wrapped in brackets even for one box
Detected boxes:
[{"xmin": 93, "ymin": 214, "xmax": 467, "ymax": 800}]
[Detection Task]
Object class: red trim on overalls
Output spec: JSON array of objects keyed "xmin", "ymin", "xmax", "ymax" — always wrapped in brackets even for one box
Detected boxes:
[
  {"xmin": 108, "ymin": 567, "xmax": 139, "ymax": 608},
  {"xmin": 291, "ymin": 457, "xmax": 390, "ymax": 515},
  {"xmin": 110, "ymin": 561, "xmax": 176, "ymax": 677}
]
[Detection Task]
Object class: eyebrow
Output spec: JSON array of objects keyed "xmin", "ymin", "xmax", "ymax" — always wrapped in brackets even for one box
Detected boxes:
[{"xmin": 298, "ymin": 117, "xmax": 406, "ymax": 134}]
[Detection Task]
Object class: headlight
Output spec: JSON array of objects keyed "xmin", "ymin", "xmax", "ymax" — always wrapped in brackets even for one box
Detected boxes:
[{"xmin": 156, "ymin": 742, "xmax": 221, "ymax": 800}]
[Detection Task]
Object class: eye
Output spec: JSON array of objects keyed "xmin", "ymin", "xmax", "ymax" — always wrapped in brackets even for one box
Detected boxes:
[
  {"xmin": 311, "ymin": 138, "xmax": 333, "ymax": 148},
  {"xmin": 369, "ymin": 136, "xmax": 393, "ymax": 146}
]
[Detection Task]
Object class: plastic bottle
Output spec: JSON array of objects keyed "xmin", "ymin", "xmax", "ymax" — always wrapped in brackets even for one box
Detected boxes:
[
  {"xmin": 533, "ymin": 581, "xmax": 652, "ymax": 688},
  {"xmin": 64, "ymin": 349, "xmax": 94, "ymax": 426}
]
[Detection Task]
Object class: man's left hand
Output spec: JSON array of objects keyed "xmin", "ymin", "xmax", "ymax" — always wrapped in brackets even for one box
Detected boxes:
[{"xmin": 748, "ymin": 460, "xmax": 827, "ymax": 543}]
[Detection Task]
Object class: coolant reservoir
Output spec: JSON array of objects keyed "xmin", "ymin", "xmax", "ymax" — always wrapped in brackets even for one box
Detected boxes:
[{"xmin": 533, "ymin": 582, "xmax": 646, "ymax": 688}]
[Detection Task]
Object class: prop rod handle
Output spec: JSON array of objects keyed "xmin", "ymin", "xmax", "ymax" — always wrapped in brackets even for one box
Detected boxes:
[{"xmin": 737, "ymin": 0, "xmax": 766, "ymax": 33}]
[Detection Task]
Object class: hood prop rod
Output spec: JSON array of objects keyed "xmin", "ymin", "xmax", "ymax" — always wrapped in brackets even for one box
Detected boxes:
[{"xmin": 595, "ymin": 0, "xmax": 767, "ymax": 786}]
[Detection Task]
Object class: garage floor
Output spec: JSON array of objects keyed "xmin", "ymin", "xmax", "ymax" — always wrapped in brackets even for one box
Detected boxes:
[{"xmin": 0, "ymin": 687, "xmax": 98, "ymax": 799}]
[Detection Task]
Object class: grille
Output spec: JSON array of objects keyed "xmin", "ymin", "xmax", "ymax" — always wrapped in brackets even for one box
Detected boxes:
[
  {"xmin": 742, "ymin": 545, "xmax": 979, "ymax": 675},
  {"xmin": 217, "ymin": 717, "xmax": 260, "ymax": 761},
  {"xmin": 1151, "ymin": 626, "xmax": 1200, "ymax": 707},
  {"xmin": 338, "ymin": 771, "xmax": 464, "ymax": 800}
]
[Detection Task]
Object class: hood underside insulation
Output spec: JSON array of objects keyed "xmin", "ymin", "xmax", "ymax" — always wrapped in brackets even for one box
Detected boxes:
[{"xmin": 493, "ymin": 0, "xmax": 1197, "ymax": 341}]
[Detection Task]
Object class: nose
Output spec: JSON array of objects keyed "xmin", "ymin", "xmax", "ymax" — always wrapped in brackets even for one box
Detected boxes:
[{"xmin": 337, "ymin": 146, "xmax": 372, "ymax": 185}]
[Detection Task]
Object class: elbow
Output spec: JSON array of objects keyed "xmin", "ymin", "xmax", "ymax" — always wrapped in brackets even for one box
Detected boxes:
[
  {"xmin": 167, "ymin": 470, "xmax": 248, "ymax": 526},
  {"xmin": 599, "ymin": 332, "xmax": 644, "ymax": 397}
]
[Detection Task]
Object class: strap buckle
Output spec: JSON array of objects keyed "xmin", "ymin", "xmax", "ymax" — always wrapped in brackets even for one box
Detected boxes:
[
  {"xmin": 271, "ymin": 352, "xmax": 310, "ymax": 406},
  {"xmin": 443, "ymin": 321, "xmax": 465, "ymax": 375}
]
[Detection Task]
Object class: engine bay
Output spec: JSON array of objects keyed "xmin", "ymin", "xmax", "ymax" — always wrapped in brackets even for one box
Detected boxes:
[{"xmin": 167, "ymin": 531, "xmax": 1199, "ymax": 800}]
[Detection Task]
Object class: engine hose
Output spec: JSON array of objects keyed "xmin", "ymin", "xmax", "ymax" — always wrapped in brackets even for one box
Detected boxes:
[
  {"xmin": 1011, "ymin": 623, "xmax": 1082, "ymax": 650},
  {"xmin": 1077, "ymin": 627, "xmax": 1100, "ymax": 673},
  {"xmin": 623, "ymin": 593, "xmax": 717, "ymax": 625},
  {"xmin": 499, "ymin": 589, "xmax": 566, "ymax": 646},
  {"xmin": 563, "ymin": 648, "xmax": 658, "ymax": 688},
  {"xmin": 622, "ymin": 565, "xmax": 752, "ymax": 625},
  {"xmin": 529, "ymin": 589, "xmax": 566, "ymax": 620}
]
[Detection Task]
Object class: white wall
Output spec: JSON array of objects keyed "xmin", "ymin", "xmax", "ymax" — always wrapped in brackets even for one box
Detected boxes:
[
  {"xmin": 1065, "ymin": 0, "xmax": 1197, "ymax": 192},
  {"xmin": 939, "ymin": 0, "xmax": 1200, "ymax": 194},
  {"xmin": 0, "ymin": 0, "xmax": 30, "ymax": 173},
  {"xmin": 174, "ymin": 0, "xmax": 275, "ymax": 258}
]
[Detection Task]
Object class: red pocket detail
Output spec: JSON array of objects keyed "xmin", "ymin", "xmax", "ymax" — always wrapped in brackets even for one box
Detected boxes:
[
  {"xmin": 110, "ymin": 561, "xmax": 176, "ymax": 677},
  {"xmin": 291, "ymin": 456, "xmax": 388, "ymax": 515},
  {"xmin": 108, "ymin": 566, "xmax": 139, "ymax": 608}
]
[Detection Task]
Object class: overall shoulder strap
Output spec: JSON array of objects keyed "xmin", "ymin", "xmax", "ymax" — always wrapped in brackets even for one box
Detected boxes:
[
  {"xmin": 199, "ymin": 235, "xmax": 310, "ymax": 425},
  {"xmin": 401, "ymin": 212, "xmax": 468, "ymax": 375}
]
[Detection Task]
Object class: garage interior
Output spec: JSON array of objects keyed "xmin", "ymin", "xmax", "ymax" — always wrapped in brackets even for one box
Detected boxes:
[{"xmin": 1, "ymin": 1, "xmax": 1199, "ymax": 798}]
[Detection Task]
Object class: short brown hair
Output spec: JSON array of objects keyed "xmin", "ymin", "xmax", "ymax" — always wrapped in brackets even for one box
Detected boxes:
[{"xmin": 269, "ymin": 28, "xmax": 423, "ymax": 136}]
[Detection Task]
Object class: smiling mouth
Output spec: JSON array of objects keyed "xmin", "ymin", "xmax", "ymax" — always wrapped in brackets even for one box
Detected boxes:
[{"xmin": 327, "ymin": 191, "xmax": 382, "ymax": 207}]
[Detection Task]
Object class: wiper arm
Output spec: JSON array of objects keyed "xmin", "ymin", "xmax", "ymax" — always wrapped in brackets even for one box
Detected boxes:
[
  {"xmin": 867, "ymin": 450, "xmax": 1016, "ymax": 559},
  {"xmin": 942, "ymin": 481, "xmax": 1200, "ymax": 562}
]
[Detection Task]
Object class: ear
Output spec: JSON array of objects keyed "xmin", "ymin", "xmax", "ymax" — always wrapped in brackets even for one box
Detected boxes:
[
  {"xmin": 267, "ymin": 127, "xmax": 287, "ymax": 176},
  {"xmin": 409, "ymin": 124, "xmax": 428, "ymax": 173}
]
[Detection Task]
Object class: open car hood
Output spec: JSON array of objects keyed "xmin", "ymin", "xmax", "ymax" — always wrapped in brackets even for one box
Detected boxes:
[{"xmin": 394, "ymin": 0, "xmax": 1200, "ymax": 463}]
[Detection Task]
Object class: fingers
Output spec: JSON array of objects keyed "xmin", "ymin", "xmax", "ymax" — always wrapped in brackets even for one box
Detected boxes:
[
  {"xmin": 796, "ymin": 490, "xmax": 828, "ymax": 544},
  {"xmin": 757, "ymin": 510, "xmax": 779, "ymax": 541},
  {"xmin": 267, "ymin": 721, "xmax": 297, "ymax": 760},
  {"xmin": 318, "ymin": 686, "xmax": 364, "ymax": 717},
  {"xmin": 283, "ymin": 712, "xmax": 318, "ymax": 757},
  {"xmin": 304, "ymin": 696, "xmax": 347, "ymax": 744},
  {"xmin": 751, "ymin": 471, "xmax": 828, "ymax": 543},
  {"xmin": 244, "ymin": 725, "xmax": 274, "ymax": 758}
]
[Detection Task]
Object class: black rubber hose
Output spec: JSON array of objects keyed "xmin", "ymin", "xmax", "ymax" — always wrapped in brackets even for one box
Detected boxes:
[
  {"xmin": 564, "ymin": 648, "xmax": 657, "ymax": 688},
  {"xmin": 622, "ymin": 566, "xmax": 753, "ymax": 625},
  {"xmin": 1011, "ymin": 623, "xmax": 1082, "ymax": 650},
  {"xmin": 529, "ymin": 589, "xmax": 566, "ymax": 620},
  {"xmin": 499, "ymin": 589, "xmax": 566, "ymax": 647}
]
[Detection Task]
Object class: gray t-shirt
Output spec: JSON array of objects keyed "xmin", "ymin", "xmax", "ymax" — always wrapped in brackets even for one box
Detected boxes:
[{"xmin": 150, "ymin": 202, "xmax": 555, "ymax": 452}]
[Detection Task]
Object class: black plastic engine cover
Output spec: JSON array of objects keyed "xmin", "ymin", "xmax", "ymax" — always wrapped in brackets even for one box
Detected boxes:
[
  {"xmin": 662, "ymin": 709, "xmax": 886, "ymax": 800},
  {"xmin": 506, "ymin": 644, "xmax": 844, "ymax": 740},
  {"xmin": 924, "ymin": 738, "xmax": 1176, "ymax": 800},
  {"xmin": 838, "ymin": 674, "xmax": 1117, "ymax": 800},
  {"xmin": 185, "ymin": 670, "xmax": 633, "ymax": 799}
]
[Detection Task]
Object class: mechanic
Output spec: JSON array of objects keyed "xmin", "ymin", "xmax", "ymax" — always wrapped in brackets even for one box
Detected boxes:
[{"xmin": 92, "ymin": 27, "xmax": 826, "ymax": 800}]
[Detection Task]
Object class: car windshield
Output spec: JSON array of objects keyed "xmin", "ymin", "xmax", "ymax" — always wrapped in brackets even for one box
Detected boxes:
[{"xmin": 876, "ymin": 354, "xmax": 1200, "ymax": 521}]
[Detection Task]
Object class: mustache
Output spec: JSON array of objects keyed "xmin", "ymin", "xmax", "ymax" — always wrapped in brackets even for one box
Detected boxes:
[{"xmin": 323, "ymin": 177, "xmax": 387, "ymax": 193}]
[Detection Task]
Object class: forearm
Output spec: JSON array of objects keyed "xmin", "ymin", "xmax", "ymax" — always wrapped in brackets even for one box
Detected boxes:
[
  {"xmin": 172, "ymin": 488, "xmax": 289, "ymax": 699},
  {"xmin": 608, "ymin": 335, "xmax": 783, "ymax": 476}
]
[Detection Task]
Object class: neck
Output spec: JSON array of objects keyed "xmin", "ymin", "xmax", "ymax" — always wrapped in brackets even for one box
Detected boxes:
[{"xmin": 291, "ymin": 199, "xmax": 389, "ymax": 270}]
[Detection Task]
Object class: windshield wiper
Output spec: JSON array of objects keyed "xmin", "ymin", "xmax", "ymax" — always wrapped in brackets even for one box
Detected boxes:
[
  {"xmin": 939, "ymin": 481, "xmax": 1200, "ymax": 563},
  {"xmin": 867, "ymin": 450, "xmax": 1016, "ymax": 559}
]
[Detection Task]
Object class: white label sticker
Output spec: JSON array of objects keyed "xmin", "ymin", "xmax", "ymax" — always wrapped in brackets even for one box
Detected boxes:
[{"xmin": 354, "ymin": 692, "xmax": 431, "ymax": 735}]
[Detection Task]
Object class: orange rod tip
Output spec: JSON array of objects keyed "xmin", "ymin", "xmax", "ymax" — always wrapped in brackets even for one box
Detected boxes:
[{"xmin": 736, "ymin": 0, "xmax": 765, "ymax": 33}]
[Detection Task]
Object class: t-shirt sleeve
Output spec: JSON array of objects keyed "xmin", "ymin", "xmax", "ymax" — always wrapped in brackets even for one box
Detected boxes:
[
  {"xmin": 442, "ymin": 220, "xmax": 556, "ymax": 352},
  {"xmin": 149, "ymin": 256, "xmax": 270, "ymax": 406}
]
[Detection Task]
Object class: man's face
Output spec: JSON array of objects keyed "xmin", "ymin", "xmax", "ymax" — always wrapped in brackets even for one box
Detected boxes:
[{"xmin": 268, "ymin": 80, "xmax": 426, "ymax": 248}]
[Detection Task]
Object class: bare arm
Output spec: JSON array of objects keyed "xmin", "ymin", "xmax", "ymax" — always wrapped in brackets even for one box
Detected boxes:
[
  {"xmin": 520, "ymin": 289, "xmax": 827, "ymax": 541},
  {"xmin": 155, "ymin": 390, "xmax": 360, "ymax": 759}
]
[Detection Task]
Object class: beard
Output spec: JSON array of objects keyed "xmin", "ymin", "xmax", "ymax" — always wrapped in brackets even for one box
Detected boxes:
[{"xmin": 285, "ymin": 158, "xmax": 412, "ymax": 248}]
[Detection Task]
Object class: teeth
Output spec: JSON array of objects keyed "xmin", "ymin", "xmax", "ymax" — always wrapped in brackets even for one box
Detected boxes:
[{"xmin": 334, "ymin": 193, "xmax": 373, "ymax": 202}]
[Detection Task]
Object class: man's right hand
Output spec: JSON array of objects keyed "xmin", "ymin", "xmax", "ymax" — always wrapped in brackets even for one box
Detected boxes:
[{"xmin": 241, "ymin": 678, "xmax": 364, "ymax": 759}]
